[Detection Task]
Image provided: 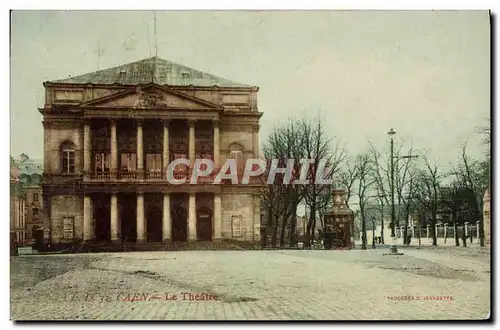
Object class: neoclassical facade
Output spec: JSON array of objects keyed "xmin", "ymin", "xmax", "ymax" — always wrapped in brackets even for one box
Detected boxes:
[{"xmin": 41, "ymin": 57, "xmax": 262, "ymax": 247}]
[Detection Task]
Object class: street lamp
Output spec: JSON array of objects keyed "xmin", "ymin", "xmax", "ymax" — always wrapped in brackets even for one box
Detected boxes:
[
  {"xmin": 386, "ymin": 129, "xmax": 418, "ymax": 255},
  {"xmin": 388, "ymin": 128, "xmax": 397, "ymax": 254}
]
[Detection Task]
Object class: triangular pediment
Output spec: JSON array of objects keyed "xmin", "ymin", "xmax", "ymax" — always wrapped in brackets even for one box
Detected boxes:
[{"xmin": 81, "ymin": 83, "xmax": 222, "ymax": 110}]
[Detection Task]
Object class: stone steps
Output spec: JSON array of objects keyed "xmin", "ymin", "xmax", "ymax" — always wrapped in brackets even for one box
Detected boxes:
[{"xmin": 45, "ymin": 240, "xmax": 262, "ymax": 254}]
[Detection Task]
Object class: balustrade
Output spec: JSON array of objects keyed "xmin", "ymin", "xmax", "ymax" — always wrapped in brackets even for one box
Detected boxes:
[{"xmin": 84, "ymin": 167, "xmax": 264, "ymax": 184}]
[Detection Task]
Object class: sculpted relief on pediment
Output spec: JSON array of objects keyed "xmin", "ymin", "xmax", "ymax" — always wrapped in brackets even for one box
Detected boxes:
[{"xmin": 87, "ymin": 86, "xmax": 218, "ymax": 110}]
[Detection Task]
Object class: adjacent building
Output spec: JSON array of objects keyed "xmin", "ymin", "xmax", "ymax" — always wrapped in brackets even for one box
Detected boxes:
[
  {"xmin": 40, "ymin": 57, "xmax": 263, "ymax": 247},
  {"xmin": 10, "ymin": 154, "xmax": 45, "ymax": 246}
]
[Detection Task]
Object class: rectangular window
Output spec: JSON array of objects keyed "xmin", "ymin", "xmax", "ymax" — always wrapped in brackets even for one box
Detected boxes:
[
  {"xmin": 120, "ymin": 153, "xmax": 137, "ymax": 172},
  {"xmin": 94, "ymin": 153, "xmax": 110, "ymax": 173},
  {"xmin": 62, "ymin": 150, "xmax": 75, "ymax": 173},
  {"xmin": 146, "ymin": 154, "xmax": 162, "ymax": 172},
  {"xmin": 63, "ymin": 216, "xmax": 74, "ymax": 240},
  {"xmin": 33, "ymin": 193, "xmax": 38, "ymax": 202}
]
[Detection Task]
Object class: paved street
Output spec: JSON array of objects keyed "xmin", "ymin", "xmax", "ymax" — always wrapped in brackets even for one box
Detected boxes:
[{"xmin": 10, "ymin": 247, "xmax": 491, "ymax": 320}]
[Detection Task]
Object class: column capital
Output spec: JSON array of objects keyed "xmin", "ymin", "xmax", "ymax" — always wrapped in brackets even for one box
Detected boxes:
[
  {"xmin": 110, "ymin": 119, "xmax": 117, "ymax": 126},
  {"xmin": 212, "ymin": 119, "xmax": 220, "ymax": 128},
  {"xmin": 136, "ymin": 119, "xmax": 144, "ymax": 127},
  {"xmin": 252, "ymin": 124, "xmax": 260, "ymax": 132},
  {"xmin": 188, "ymin": 119, "xmax": 196, "ymax": 128},
  {"xmin": 162, "ymin": 119, "xmax": 171, "ymax": 127}
]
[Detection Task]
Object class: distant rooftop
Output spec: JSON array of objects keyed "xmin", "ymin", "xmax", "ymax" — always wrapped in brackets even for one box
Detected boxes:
[
  {"xmin": 47, "ymin": 57, "xmax": 252, "ymax": 88},
  {"xmin": 11, "ymin": 154, "xmax": 43, "ymax": 176}
]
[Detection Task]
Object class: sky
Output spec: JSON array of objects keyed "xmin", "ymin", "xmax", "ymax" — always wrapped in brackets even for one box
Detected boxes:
[{"xmin": 10, "ymin": 10, "xmax": 490, "ymax": 169}]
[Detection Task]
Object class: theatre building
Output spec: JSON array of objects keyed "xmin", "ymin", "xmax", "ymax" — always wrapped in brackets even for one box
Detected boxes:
[{"xmin": 40, "ymin": 57, "xmax": 262, "ymax": 248}]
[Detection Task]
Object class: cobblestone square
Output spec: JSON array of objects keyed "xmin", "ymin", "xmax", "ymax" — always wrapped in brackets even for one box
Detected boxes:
[{"xmin": 10, "ymin": 247, "xmax": 490, "ymax": 320}]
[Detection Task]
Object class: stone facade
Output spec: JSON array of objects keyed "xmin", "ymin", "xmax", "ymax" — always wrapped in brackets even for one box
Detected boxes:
[
  {"xmin": 10, "ymin": 154, "xmax": 45, "ymax": 245},
  {"xmin": 40, "ymin": 57, "xmax": 263, "ymax": 247}
]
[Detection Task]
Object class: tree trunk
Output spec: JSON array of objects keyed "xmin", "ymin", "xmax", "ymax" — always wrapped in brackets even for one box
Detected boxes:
[
  {"xmin": 453, "ymin": 212, "xmax": 459, "ymax": 247},
  {"xmin": 279, "ymin": 212, "xmax": 288, "ymax": 248},
  {"xmin": 307, "ymin": 204, "xmax": 317, "ymax": 248},
  {"xmin": 461, "ymin": 222, "xmax": 467, "ymax": 247},
  {"xmin": 432, "ymin": 206, "xmax": 438, "ymax": 246},
  {"xmin": 381, "ymin": 204, "xmax": 385, "ymax": 244},
  {"xmin": 290, "ymin": 203, "xmax": 298, "ymax": 247},
  {"xmin": 272, "ymin": 214, "xmax": 279, "ymax": 248},
  {"xmin": 361, "ymin": 211, "xmax": 367, "ymax": 250},
  {"xmin": 266, "ymin": 206, "xmax": 273, "ymax": 248},
  {"xmin": 403, "ymin": 223, "xmax": 408, "ymax": 245}
]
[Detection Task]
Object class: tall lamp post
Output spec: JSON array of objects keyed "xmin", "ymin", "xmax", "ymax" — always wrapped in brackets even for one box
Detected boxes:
[
  {"xmin": 387, "ymin": 128, "xmax": 418, "ymax": 254},
  {"xmin": 388, "ymin": 128, "xmax": 398, "ymax": 254}
]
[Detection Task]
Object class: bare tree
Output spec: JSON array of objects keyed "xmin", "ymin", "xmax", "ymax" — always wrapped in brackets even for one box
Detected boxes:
[
  {"xmin": 353, "ymin": 153, "xmax": 375, "ymax": 250},
  {"xmin": 452, "ymin": 143, "xmax": 489, "ymax": 247},
  {"xmin": 301, "ymin": 117, "xmax": 345, "ymax": 248},
  {"xmin": 339, "ymin": 158, "xmax": 358, "ymax": 209},
  {"xmin": 393, "ymin": 146, "xmax": 419, "ymax": 244},
  {"xmin": 413, "ymin": 157, "xmax": 442, "ymax": 246},
  {"xmin": 261, "ymin": 119, "xmax": 306, "ymax": 247},
  {"xmin": 368, "ymin": 143, "xmax": 391, "ymax": 244}
]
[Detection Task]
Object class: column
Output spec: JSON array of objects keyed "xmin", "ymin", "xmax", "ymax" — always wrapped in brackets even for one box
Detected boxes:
[
  {"xmin": 83, "ymin": 122, "xmax": 91, "ymax": 175},
  {"xmin": 83, "ymin": 195, "xmax": 93, "ymax": 242},
  {"xmin": 188, "ymin": 120, "xmax": 196, "ymax": 167},
  {"xmin": 252, "ymin": 124, "xmax": 260, "ymax": 158},
  {"xmin": 110, "ymin": 193, "xmax": 118, "ymax": 242},
  {"xmin": 162, "ymin": 120, "xmax": 170, "ymax": 179},
  {"xmin": 444, "ymin": 224, "xmax": 448, "ymax": 243},
  {"xmin": 426, "ymin": 225, "xmax": 430, "ymax": 238},
  {"xmin": 465, "ymin": 222, "xmax": 469, "ymax": 237},
  {"xmin": 162, "ymin": 194, "xmax": 171, "ymax": 242},
  {"xmin": 188, "ymin": 193, "xmax": 197, "ymax": 241},
  {"xmin": 110, "ymin": 120, "xmax": 117, "ymax": 179},
  {"xmin": 213, "ymin": 194, "xmax": 222, "ymax": 240},
  {"xmin": 137, "ymin": 193, "xmax": 145, "ymax": 243},
  {"xmin": 476, "ymin": 221, "xmax": 480, "ymax": 240},
  {"xmin": 411, "ymin": 226, "xmax": 415, "ymax": 237},
  {"xmin": 137, "ymin": 120, "xmax": 144, "ymax": 179},
  {"xmin": 213, "ymin": 120, "xmax": 220, "ymax": 168}
]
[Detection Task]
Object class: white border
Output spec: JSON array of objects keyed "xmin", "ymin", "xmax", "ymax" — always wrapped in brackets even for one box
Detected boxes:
[{"xmin": 2, "ymin": 2, "xmax": 497, "ymax": 329}]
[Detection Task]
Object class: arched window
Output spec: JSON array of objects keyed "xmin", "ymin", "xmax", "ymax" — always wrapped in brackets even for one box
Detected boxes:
[
  {"xmin": 60, "ymin": 141, "xmax": 76, "ymax": 174},
  {"xmin": 228, "ymin": 142, "xmax": 244, "ymax": 173},
  {"xmin": 228, "ymin": 142, "xmax": 244, "ymax": 160}
]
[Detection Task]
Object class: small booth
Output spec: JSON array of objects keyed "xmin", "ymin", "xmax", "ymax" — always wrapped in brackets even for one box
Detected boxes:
[{"xmin": 323, "ymin": 189, "xmax": 355, "ymax": 249}]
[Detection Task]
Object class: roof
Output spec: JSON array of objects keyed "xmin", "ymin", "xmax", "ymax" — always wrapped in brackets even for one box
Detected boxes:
[
  {"xmin": 48, "ymin": 57, "xmax": 252, "ymax": 88},
  {"xmin": 12, "ymin": 157, "xmax": 43, "ymax": 176}
]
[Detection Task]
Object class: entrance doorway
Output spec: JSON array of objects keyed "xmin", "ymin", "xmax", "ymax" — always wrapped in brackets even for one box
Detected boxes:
[
  {"xmin": 93, "ymin": 194, "xmax": 111, "ymax": 242},
  {"xmin": 146, "ymin": 194, "xmax": 163, "ymax": 242},
  {"xmin": 32, "ymin": 226, "xmax": 44, "ymax": 250},
  {"xmin": 171, "ymin": 194, "xmax": 188, "ymax": 242},
  {"xmin": 197, "ymin": 207, "xmax": 212, "ymax": 241},
  {"xmin": 120, "ymin": 193, "xmax": 137, "ymax": 243}
]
